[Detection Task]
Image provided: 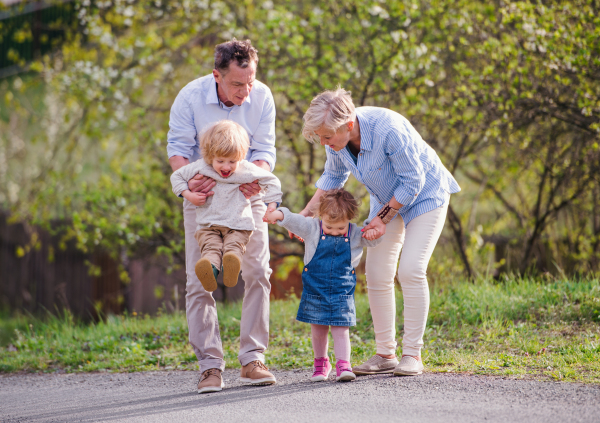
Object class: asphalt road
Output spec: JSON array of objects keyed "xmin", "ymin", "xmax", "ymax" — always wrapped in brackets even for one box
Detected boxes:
[{"xmin": 1, "ymin": 369, "xmax": 599, "ymax": 422}]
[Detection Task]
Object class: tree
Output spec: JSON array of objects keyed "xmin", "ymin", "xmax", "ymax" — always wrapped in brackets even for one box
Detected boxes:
[{"xmin": 1, "ymin": 0, "xmax": 598, "ymax": 282}]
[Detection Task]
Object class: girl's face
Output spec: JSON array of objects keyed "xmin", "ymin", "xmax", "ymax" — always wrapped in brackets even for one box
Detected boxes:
[
  {"xmin": 212, "ymin": 156, "xmax": 240, "ymax": 178},
  {"xmin": 322, "ymin": 216, "xmax": 350, "ymax": 236}
]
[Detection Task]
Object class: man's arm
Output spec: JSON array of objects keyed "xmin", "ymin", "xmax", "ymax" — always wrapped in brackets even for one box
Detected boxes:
[
  {"xmin": 166, "ymin": 90, "xmax": 215, "ymax": 194},
  {"xmin": 170, "ymin": 156, "xmax": 216, "ymax": 194},
  {"xmin": 239, "ymin": 88, "xmax": 277, "ymax": 198},
  {"xmin": 247, "ymin": 88, "xmax": 276, "ymax": 170},
  {"xmin": 169, "ymin": 156, "xmax": 189, "ymax": 172}
]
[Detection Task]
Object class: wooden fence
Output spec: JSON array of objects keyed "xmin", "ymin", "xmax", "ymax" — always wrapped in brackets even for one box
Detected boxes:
[{"xmin": 0, "ymin": 210, "xmax": 302, "ymax": 319}]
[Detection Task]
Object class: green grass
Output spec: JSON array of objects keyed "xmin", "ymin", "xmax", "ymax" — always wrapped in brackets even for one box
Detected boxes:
[{"xmin": 1, "ymin": 277, "xmax": 599, "ymax": 383}]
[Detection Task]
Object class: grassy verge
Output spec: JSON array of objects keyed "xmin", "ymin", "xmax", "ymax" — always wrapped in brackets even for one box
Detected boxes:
[{"xmin": 1, "ymin": 277, "xmax": 599, "ymax": 383}]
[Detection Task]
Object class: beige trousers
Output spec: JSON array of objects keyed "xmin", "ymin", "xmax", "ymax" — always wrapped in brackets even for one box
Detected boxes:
[
  {"xmin": 184, "ymin": 196, "xmax": 272, "ymax": 373},
  {"xmin": 194, "ymin": 226, "xmax": 252, "ymax": 269},
  {"xmin": 365, "ymin": 199, "xmax": 449, "ymax": 357}
]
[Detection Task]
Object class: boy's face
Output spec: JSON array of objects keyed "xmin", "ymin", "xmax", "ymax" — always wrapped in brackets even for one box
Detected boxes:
[
  {"xmin": 212, "ymin": 156, "xmax": 240, "ymax": 178},
  {"xmin": 322, "ymin": 216, "xmax": 350, "ymax": 237}
]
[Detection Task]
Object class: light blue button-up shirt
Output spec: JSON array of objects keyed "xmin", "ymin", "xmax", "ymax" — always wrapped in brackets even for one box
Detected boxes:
[
  {"xmin": 167, "ymin": 74, "xmax": 276, "ymax": 170},
  {"xmin": 316, "ymin": 107, "xmax": 461, "ymax": 226}
]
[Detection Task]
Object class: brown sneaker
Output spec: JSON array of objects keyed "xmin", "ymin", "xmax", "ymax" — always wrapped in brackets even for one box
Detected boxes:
[
  {"xmin": 195, "ymin": 258, "xmax": 217, "ymax": 292},
  {"xmin": 222, "ymin": 252, "xmax": 241, "ymax": 288},
  {"xmin": 197, "ymin": 368, "xmax": 224, "ymax": 394},
  {"xmin": 240, "ymin": 360, "xmax": 276, "ymax": 385}
]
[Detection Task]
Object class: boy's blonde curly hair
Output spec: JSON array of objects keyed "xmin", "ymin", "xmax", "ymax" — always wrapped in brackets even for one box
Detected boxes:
[
  {"xmin": 201, "ymin": 120, "xmax": 249, "ymax": 164},
  {"xmin": 313, "ymin": 188, "xmax": 359, "ymax": 222}
]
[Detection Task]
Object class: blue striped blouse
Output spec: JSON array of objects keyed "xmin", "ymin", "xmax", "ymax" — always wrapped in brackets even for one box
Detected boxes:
[{"xmin": 315, "ymin": 107, "xmax": 461, "ymax": 226}]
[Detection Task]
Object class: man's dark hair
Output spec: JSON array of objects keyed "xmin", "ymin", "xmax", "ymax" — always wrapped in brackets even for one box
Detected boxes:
[{"xmin": 214, "ymin": 39, "xmax": 259, "ymax": 74}]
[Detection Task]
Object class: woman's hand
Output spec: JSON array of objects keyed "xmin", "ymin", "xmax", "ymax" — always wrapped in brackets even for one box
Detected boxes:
[
  {"xmin": 361, "ymin": 216, "xmax": 386, "ymax": 240},
  {"xmin": 239, "ymin": 180, "xmax": 261, "ymax": 199},
  {"xmin": 362, "ymin": 228, "xmax": 380, "ymax": 241},
  {"xmin": 182, "ymin": 190, "xmax": 212, "ymax": 207},
  {"xmin": 262, "ymin": 203, "xmax": 284, "ymax": 224},
  {"xmin": 188, "ymin": 174, "xmax": 216, "ymax": 194}
]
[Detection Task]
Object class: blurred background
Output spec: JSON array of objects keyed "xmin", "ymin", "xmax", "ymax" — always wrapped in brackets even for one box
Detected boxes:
[{"xmin": 0, "ymin": 0, "xmax": 598, "ymax": 319}]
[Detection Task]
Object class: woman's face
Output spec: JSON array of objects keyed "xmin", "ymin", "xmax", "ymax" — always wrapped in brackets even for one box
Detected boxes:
[{"xmin": 315, "ymin": 125, "xmax": 350, "ymax": 152}]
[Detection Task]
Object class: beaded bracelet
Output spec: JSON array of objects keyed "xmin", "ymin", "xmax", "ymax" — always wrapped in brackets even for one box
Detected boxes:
[{"xmin": 377, "ymin": 202, "xmax": 399, "ymax": 224}]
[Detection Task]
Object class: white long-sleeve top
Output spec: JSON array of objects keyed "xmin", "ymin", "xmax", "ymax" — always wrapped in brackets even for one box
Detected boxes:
[
  {"xmin": 276, "ymin": 208, "xmax": 382, "ymax": 268},
  {"xmin": 171, "ymin": 160, "xmax": 282, "ymax": 231}
]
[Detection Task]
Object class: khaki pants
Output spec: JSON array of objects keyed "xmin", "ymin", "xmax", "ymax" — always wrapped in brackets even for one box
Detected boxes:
[
  {"xmin": 194, "ymin": 226, "xmax": 252, "ymax": 270},
  {"xmin": 183, "ymin": 196, "xmax": 272, "ymax": 373},
  {"xmin": 365, "ymin": 199, "xmax": 449, "ymax": 357}
]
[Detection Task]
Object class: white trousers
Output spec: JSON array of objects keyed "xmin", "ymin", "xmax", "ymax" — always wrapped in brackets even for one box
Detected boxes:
[
  {"xmin": 183, "ymin": 196, "xmax": 272, "ymax": 373},
  {"xmin": 365, "ymin": 199, "xmax": 449, "ymax": 357}
]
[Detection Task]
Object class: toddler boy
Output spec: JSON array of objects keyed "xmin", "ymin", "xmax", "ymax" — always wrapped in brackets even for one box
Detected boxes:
[{"xmin": 171, "ymin": 120, "xmax": 282, "ymax": 292}]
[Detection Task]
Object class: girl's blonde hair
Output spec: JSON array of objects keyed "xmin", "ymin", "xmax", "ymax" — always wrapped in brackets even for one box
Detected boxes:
[
  {"xmin": 201, "ymin": 120, "xmax": 249, "ymax": 163},
  {"xmin": 302, "ymin": 87, "xmax": 356, "ymax": 143},
  {"xmin": 313, "ymin": 189, "xmax": 359, "ymax": 222}
]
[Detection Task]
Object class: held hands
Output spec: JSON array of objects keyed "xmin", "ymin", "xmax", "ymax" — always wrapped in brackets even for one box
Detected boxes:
[
  {"xmin": 262, "ymin": 203, "xmax": 283, "ymax": 224},
  {"xmin": 182, "ymin": 190, "xmax": 211, "ymax": 207},
  {"xmin": 361, "ymin": 216, "xmax": 386, "ymax": 240},
  {"xmin": 362, "ymin": 228, "xmax": 380, "ymax": 241}
]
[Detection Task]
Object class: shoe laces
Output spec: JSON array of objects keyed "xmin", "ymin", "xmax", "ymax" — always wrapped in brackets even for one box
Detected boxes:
[
  {"xmin": 250, "ymin": 360, "xmax": 269, "ymax": 371},
  {"xmin": 201, "ymin": 368, "xmax": 221, "ymax": 381}
]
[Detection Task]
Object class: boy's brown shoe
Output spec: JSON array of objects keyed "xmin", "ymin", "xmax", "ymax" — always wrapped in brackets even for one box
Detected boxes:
[
  {"xmin": 195, "ymin": 258, "xmax": 217, "ymax": 292},
  {"xmin": 240, "ymin": 360, "xmax": 277, "ymax": 385},
  {"xmin": 197, "ymin": 368, "xmax": 224, "ymax": 394},
  {"xmin": 222, "ymin": 252, "xmax": 241, "ymax": 288}
]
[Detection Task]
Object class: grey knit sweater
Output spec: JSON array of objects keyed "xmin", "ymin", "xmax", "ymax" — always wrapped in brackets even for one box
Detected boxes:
[
  {"xmin": 276, "ymin": 207, "xmax": 382, "ymax": 268},
  {"xmin": 171, "ymin": 160, "xmax": 282, "ymax": 231}
]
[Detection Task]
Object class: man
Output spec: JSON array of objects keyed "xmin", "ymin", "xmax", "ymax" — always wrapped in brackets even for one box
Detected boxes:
[{"xmin": 167, "ymin": 39, "xmax": 277, "ymax": 393}]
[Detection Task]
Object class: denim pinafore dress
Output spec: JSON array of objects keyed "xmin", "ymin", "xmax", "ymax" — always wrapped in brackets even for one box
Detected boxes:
[{"xmin": 296, "ymin": 222, "xmax": 357, "ymax": 327}]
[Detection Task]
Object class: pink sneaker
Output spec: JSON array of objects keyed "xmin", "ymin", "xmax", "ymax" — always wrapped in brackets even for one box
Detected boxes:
[
  {"xmin": 311, "ymin": 357, "xmax": 332, "ymax": 382},
  {"xmin": 335, "ymin": 360, "xmax": 356, "ymax": 382}
]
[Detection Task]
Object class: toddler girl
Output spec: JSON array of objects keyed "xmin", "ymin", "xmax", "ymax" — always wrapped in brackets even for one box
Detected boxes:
[
  {"xmin": 171, "ymin": 120, "xmax": 282, "ymax": 292},
  {"xmin": 263, "ymin": 189, "xmax": 381, "ymax": 382}
]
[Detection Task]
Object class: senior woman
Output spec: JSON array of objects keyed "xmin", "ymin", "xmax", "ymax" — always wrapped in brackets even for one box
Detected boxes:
[{"xmin": 295, "ymin": 88, "xmax": 460, "ymax": 376}]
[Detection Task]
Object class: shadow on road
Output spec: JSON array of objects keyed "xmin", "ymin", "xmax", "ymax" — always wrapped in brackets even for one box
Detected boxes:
[{"xmin": 18, "ymin": 376, "xmax": 380, "ymax": 422}]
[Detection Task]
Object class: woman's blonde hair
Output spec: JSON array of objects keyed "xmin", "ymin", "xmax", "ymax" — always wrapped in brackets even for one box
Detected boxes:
[
  {"xmin": 302, "ymin": 87, "xmax": 356, "ymax": 143},
  {"xmin": 313, "ymin": 189, "xmax": 359, "ymax": 222},
  {"xmin": 201, "ymin": 120, "xmax": 249, "ymax": 163}
]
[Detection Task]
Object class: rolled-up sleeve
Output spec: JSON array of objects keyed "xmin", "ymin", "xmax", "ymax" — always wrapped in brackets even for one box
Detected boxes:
[
  {"xmin": 167, "ymin": 90, "xmax": 197, "ymax": 159},
  {"xmin": 248, "ymin": 90, "xmax": 276, "ymax": 171},
  {"xmin": 387, "ymin": 130, "xmax": 426, "ymax": 207},
  {"xmin": 315, "ymin": 147, "xmax": 351, "ymax": 190}
]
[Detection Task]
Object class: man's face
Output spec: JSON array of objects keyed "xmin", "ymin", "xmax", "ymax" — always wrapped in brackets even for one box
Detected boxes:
[
  {"xmin": 315, "ymin": 125, "xmax": 351, "ymax": 152},
  {"xmin": 212, "ymin": 156, "xmax": 240, "ymax": 178},
  {"xmin": 213, "ymin": 62, "xmax": 256, "ymax": 106}
]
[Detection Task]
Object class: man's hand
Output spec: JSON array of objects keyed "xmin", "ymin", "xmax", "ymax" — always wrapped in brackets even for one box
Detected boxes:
[
  {"xmin": 361, "ymin": 216, "xmax": 386, "ymax": 240},
  {"xmin": 263, "ymin": 203, "xmax": 284, "ymax": 224},
  {"xmin": 189, "ymin": 174, "xmax": 216, "ymax": 194},
  {"xmin": 182, "ymin": 190, "xmax": 212, "ymax": 207},
  {"xmin": 239, "ymin": 180, "xmax": 261, "ymax": 199}
]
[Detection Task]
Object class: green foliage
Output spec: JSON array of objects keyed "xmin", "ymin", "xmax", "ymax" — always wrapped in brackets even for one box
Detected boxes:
[
  {"xmin": 1, "ymin": 277, "xmax": 598, "ymax": 382},
  {"xmin": 0, "ymin": 0, "xmax": 598, "ymax": 278}
]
